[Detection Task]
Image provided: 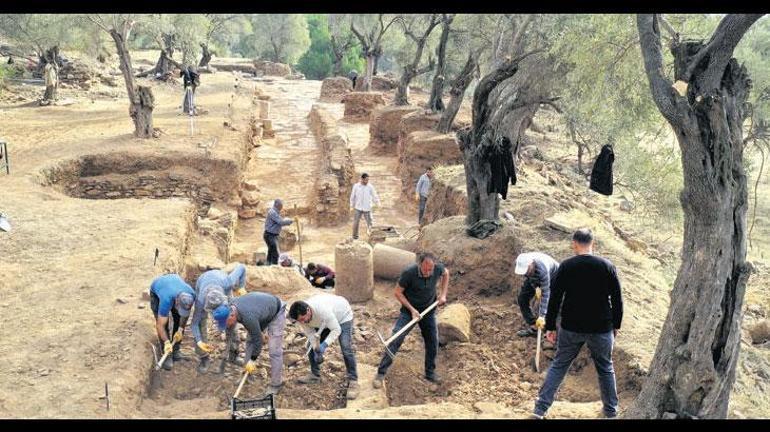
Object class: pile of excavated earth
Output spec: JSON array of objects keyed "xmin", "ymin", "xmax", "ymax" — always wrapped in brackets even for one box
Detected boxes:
[{"xmin": 1, "ymin": 51, "xmax": 769, "ymax": 419}]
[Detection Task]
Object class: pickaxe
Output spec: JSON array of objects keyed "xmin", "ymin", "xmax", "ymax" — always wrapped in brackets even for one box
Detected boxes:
[{"xmin": 377, "ymin": 300, "xmax": 439, "ymax": 360}]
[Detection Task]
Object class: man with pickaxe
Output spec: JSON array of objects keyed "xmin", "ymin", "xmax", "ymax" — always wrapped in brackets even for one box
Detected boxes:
[
  {"xmin": 149, "ymin": 273, "xmax": 196, "ymax": 370},
  {"xmin": 213, "ymin": 291, "xmax": 286, "ymax": 396},
  {"xmin": 191, "ymin": 263, "xmax": 248, "ymax": 373},
  {"xmin": 373, "ymin": 252, "xmax": 449, "ymax": 389},
  {"xmin": 289, "ymin": 293, "xmax": 359, "ymax": 400}
]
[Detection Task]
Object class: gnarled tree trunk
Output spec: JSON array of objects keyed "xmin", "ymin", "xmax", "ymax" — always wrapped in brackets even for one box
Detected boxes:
[
  {"xmin": 394, "ymin": 15, "xmax": 440, "ymax": 106},
  {"xmin": 437, "ymin": 54, "xmax": 476, "ymax": 133},
  {"xmin": 428, "ymin": 15, "xmax": 453, "ymax": 112},
  {"xmin": 458, "ymin": 58, "xmax": 526, "ymax": 225},
  {"xmin": 109, "ymin": 28, "xmax": 155, "ymax": 138},
  {"xmin": 625, "ymin": 13, "xmax": 762, "ymax": 419},
  {"xmin": 199, "ymin": 43, "xmax": 213, "ymax": 68}
]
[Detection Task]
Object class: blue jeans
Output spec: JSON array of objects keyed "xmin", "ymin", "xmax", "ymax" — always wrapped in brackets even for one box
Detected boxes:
[
  {"xmin": 376, "ymin": 308, "xmax": 438, "ymax": 378},
  {"xmin": 309, "ymin": 320, "xmax": 358, "ymax": 381},
  {"xmin": 534, "ymin": 328, "xmax": 618, "ymax": 418},
  {"xmin": 418, "ymin": 196, "xmax": 428, "ymax": 224}
]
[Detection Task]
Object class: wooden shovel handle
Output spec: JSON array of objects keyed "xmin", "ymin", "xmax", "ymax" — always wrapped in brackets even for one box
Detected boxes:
[
  {"xmin": 233, "ymin": 370, "xmax": 250, "ymax": 399},
  {"xmin": 384, "ymin": 300, "xmax": 439, "ymax": 346}
]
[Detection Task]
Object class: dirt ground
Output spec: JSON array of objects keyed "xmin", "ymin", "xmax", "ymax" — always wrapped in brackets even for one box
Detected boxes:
[{"xmin": 1, "ymin": 50, "xmax": 768, "ymax": 419}]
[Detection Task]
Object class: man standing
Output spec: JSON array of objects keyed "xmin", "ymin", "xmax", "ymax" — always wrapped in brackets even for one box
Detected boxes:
[
  {"xmin": 191, "ymin": 263, "xmax": 248, "ymax": 373},
  {"xmin": 304, "ymin": 262, "xmax": 336, "ymax": 289},
  {"xmin": 149, "ymin": 273, "xmax": 196, "ymax": 370},
  {"xmin": 350, "ymin": 173, "xmax": 380, "ymax": 240},
  {"xmin": 41, "ymin": 61, "xmax": 58, "ymax": 105},
  {"xmin": 348, "ymin": 69, "xmax": 358, "ymax": 89},
  {"xmin": 373, "ymin": 252, "xmax": 449, "ymax": 388},
  {"xmin": 213, "ymin": 291, "xmax": 286, "ymax": 396},
  {"xmin": 181, "ymin": 65, "xmax": 200, "ymax": 114},
  {"xmin": 532, "ymin": 228, "xmax": 623, "ymax": 419},
  {"xmin": 514, "ymin": 252, "xmax": 559, "ymax": 338},
  {"xmin": 289, "ymin": 293, "xmax": 359, "ymax": 400},
  {"xmin": 264, "ymin": 199, "xmax": 293, "ymax": 266},
  {"xmin": 415, "ymin": 167, "xmax": 433, "ymax": 225}
]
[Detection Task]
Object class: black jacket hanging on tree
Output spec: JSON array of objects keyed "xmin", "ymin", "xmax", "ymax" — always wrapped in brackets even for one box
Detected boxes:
[
  {"xmin": 590, "ymin": 143, "xmax": 614, "ymax": 196},
  {"xmin": 486, "ymin": 136, "xmax": 517, "ymax": 200}
]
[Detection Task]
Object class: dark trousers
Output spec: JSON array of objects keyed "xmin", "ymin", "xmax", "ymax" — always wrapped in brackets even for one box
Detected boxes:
[
  {"xmin": 517, "ymin": 283, "xmax": 538, "ymax": 327},
  {"xmin": 418, "ymin": 196, "xmax": 428, "ymax": 224},
  {"xmin": 309, "ymin": 321, "xmax": 358, "ymax": 381},
  {"xmin": 263, "ymin": 231, "xmax": 280, "ymax": 265},
  {"xmin": 150, "ymin": 290, "xmax": 182, "ymax": 353},
  {"xmin": 376, "ymin": 309, "xmax": 438, "ymax": 378},
  {"xmin": 535, "ymin": 328, "xmax": 618, "ymax": 417}
]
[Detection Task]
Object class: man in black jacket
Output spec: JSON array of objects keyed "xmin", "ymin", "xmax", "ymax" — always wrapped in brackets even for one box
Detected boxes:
[{"xmin": 532, "ymin": 228, "xmax": 623, "ymax": 419}]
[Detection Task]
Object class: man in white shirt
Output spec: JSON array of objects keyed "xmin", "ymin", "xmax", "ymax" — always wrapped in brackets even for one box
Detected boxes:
[
  {"xmin": 289, "ymin": 293, "xmax": 359, "ymax": 400},
  {"xmin": 349, "ymin": 173, "xmax": 381, "ymax": 239}
]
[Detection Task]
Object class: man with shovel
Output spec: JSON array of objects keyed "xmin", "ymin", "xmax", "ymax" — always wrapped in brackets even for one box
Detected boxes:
[
  {"xmin": 514, "ymin": 252, "xmax": 559, "ymax": 338},
  {"xmin": 373, "ymin": 252, "xmax": 449, "ymax": 389},
  {"xmin": 149, "ymin": 273, "xmax": 196, "ymax": 370},
  {"xmin": 213, "ymin": 291, "xmax": 286, "ymax": 396},
  {"xmin": 289, "ymin": 293, "xmax": 359, "ymax": 400},
  {"xmin": 191, "ymin": 263, "xmax": 248, "ymax": 373}
]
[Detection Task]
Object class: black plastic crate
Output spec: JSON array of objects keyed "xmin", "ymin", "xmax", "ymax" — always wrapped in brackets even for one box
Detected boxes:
[{"xmin": 231, "ymin": 394, "xmax": 276, "ymax": 420}]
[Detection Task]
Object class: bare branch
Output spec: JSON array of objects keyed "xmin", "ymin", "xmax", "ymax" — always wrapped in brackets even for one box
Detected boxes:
[{"xmin": 636, "ymin": 14, "xmax": 679, "ymax": 124}]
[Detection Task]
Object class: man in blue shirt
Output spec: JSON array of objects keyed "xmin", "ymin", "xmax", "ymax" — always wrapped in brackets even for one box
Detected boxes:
[
  {"xmin": 149, "ymin": 273, "xmax": 196, "ymax": 370},
  {"xmin": 263, "ymin": 199, "xmax": 293, "ymax": 265},
  {"xmin": 191, "ymin": 263, "xmax": 248, "ymax": 373}
]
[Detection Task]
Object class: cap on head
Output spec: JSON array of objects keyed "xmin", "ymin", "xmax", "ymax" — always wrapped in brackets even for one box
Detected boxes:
[
  {"xmin": 204, "ymin": 288, "xmax": 227, "ymax": 311},
  {"xmin": 278, "ymin": 253, "xmax": 291, "ymax": 266},
  {"xmin": 212, "ymin": 304, "xmax": 231, "ymax": 331},
  {"xmin": 514, "ymin": 253, "xmax": 534, "ymax": 275},
  {"xmin": 176, "ymin": 292, "xmax": 195, "ymax": 317}
]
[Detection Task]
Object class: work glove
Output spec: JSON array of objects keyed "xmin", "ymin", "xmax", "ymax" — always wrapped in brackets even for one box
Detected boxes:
[
  {"xmin": 163, "ymin": 340, "xmax": 173, "ymax": 356},
  {"xmin": 236, "ymin": 287, "xmax": 247, "ymax": 296},
  {"xmin": 535, "ymin": 288, "xmax": 542, "ymax": 301},
  {"xmin": 535, "ymin": 316, "xmax": 545, "ymax": 330},
  {"xmin": 245, "ymin": 359, "xmax": 257, "ymax": 374},
  {"xmin": 315, "ymin": 277, "xmax": 325, "ymax": 285},
  {"xmin": 197, "ymin": 341, "xmax": 214, "ymax": 354},
  {"xmin": 172, "ymin": 331, "xmax": 183, "ymax": 344}
]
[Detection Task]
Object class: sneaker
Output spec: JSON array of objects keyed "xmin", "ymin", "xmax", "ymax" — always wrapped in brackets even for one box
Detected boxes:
[
  {"xmin": 346, "ymin": 381, "xmax": 360, "ymax": 400},
  {"xmin": 530, "ymin": 413, "xmax": 545, "ymax": 419},
  {"xmin": 425, "ymin": 373, "xmax": 442, "ymax": 384},
  {"xmin": 297, "ymin": 373, "xmax": 321, "ymax": 384},
  {"xmin": 172, "ymin": 348, "xmax": 192, "ymax": 362},
  {"xmin": 197, "ymin": 356, "xmax": 210, "ymax": 374},
  {"xmin": 517, "ymin": 327, "xmax": 538, "ymax": 338},
  {"xmin": 264, "ymin": 383, "xmax": 283, "ymax": 396},
  {"xmin": 232, "ymin": 357, "xmax": 246, "ymax": 367},
  {"xmin": 372, "ymin": 374, "xmax": 385, "ymax": 389}
]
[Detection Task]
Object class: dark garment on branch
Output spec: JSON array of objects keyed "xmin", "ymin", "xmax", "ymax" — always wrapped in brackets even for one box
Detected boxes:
[
  {"xmin": 181, "ymin": 68, "xmax": 200, "ymax": 89},
  {"xmin": 486, "ymin": 137, "xmax": 517, "ymax": 200},
  {"xmin": 590, "ymin": 144, "xmax": 614, "ymax": 196}
]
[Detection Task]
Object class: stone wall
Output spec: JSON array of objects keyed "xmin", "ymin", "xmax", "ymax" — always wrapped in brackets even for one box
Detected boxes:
[
  {"xmin": 368, "ymin": 105, "xmax": 421, "ymax": 155},
  {"xmin": 320, "ymin": 77, "xmax": 353, "ymax": 102},
  {"xmin": 398, "ymin": 131, "xmax": 462, "ymax": 200},
  {"xmin": 342, "ymin": 92, "xmax": 386, "ymax": 122},
  {"xmin": 254, "ymin": 60, "xmax": 292, "ymax": 77},
  {"xmin": 422, "ymin": 164, "xmax": 468, "ymax": 225},
  {"xmin": 308, "ymin": 105, "xmax": 356, "ymax": 226}
]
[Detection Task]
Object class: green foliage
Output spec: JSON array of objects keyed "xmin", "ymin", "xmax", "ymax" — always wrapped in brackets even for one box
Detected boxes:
[
  {"xmin": 296, "ymin": 15, "xmax": 333, "ymax": 79},
  {"xmin": 0, "ymin": 14, "xmax": 78, "ymax": 56},
  {"xmin": 249, "ymin": 14, "xmax": 310, "ymax": 65}
]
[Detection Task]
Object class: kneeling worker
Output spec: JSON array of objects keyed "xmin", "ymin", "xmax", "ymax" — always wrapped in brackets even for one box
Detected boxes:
[
  {"xmin": 289, "ymin": 293, "xmax": 358, "ymax": 399},
  {"xmin": 304, "ymin": 262, "xmax": 336, "ymax": 289}
]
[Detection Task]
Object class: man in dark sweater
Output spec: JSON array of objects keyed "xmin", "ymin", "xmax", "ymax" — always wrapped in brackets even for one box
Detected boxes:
[
  {"xmin": 533, "ymin": 228, "xmax": 623, "ymax": 419},
  {"xmin": 373, "ymin": 252, "xmax": 449, "ymax": 389},
  {"xmin": 213, "ymin": 291, "xmax": 286, "ymax": 396}
]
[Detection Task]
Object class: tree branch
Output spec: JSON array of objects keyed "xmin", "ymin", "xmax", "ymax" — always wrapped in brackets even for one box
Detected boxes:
[
  {"xmin": 695, "ymin": 14, "xmax": 763, "ymax": 91},
  {"xmin": 636, "ymin": 14, "xmax": 679, "ymax": 124}
]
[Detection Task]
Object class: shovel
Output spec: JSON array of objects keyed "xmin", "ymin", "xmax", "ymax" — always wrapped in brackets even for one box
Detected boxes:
[
  {"xmin": 533, "ymin": 288, "xmax": 542, "ymax": 372},
  {"xmin": 377, "ymin": 301, "xmax": 439, "ymax": 360},
  {"xmin": 154, "ymin": 338, "xmax": 180, "ymax": 371},
  {"xmin": 233, "ymin": 370, "xmax": 250, "ymax": 399}
]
